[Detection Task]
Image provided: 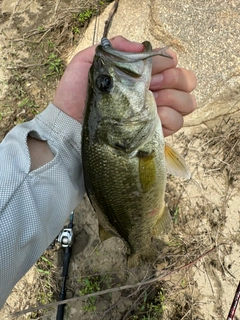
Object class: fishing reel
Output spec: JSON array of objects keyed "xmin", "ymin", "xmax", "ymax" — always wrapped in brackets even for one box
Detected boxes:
[
  {"xmin": 57, "ymin": 228, "xmax": 73, "ymax": 248},
  {"xmin": 47, "ymin": 212, "xmax": 74, "ymax": 249},
  {"xmin": 48, "ymin": 228, "xmax": 73, "ymax": 249}
]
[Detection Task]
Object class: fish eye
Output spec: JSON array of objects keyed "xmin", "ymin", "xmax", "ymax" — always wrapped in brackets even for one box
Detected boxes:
[{"xmin": 96, "ymin": 75, "xmax": 113, "ymax": 92}]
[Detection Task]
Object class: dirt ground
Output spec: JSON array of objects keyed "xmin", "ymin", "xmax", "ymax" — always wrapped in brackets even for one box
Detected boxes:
[{"xmin": 0, "ymin": 0, "xmax": 240, "ymax": 319}]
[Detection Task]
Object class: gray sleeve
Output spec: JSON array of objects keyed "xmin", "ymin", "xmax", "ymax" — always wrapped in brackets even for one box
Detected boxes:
[{"xmin": 0, "ymin": 103, "xmax": 85, "ymax": 309}]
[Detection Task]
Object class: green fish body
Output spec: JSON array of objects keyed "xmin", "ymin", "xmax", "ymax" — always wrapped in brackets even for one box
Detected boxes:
[{"xmin": 82, "ymin": 38, "xmax": 189, "ymax": 267}]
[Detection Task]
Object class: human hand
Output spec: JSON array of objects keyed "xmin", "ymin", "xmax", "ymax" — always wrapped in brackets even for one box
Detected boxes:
[
  {"xmin": 150, "ymin": 49, "xmax": 197, "ymax": 136},
  {"xmin": 53, "ymin": 36, "xmax": 196, "ymax": 137}
]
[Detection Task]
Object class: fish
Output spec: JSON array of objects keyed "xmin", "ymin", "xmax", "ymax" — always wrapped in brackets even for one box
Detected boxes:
[{"xmin": 82, "ymin": 37, "xmax": 190, "ymax": 267}]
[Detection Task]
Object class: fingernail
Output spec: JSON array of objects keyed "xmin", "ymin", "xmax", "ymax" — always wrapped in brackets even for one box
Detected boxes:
[
  {"xmin": 151, "ymin": 73, "xmax": 164, "ymax": 88},
  {"xmin": 153, "ymin": 91, "xmax": 159, "ymax": 99}
]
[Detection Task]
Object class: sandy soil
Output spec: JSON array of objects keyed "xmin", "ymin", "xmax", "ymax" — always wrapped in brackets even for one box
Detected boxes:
[{"xmin": 0, "ymin": 1, "xmax": 239, "ymax": 319}]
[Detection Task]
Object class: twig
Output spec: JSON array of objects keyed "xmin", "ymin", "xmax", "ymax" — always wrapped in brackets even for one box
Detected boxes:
[
  {"xmin": 6, "ymin": 63, "xmax": 46, "ymax": 69},
  {"xmin": 11, "ymin": 18, "xmax": 64, "ymax": 43},
  {"xmin": 180, "ymin": 308, "xmax": 192, "ymax": 320},
  {"xmin": 54, "ymin": 0, "xmax": 61, "ymax": 16},
  {"xmin": 100, "ymin": 285, "xmax": 149, "ymax": 320},
  {"xmin": 8, "ymin": 246, "xmax": 216, "ymax": 318},
  {"xmin": 122, "ymin": 285, "xmax": 151, "ymax": 320}
]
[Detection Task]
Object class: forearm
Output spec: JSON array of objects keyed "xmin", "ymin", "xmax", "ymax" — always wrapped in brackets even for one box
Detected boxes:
[{"xmin": 0, "ymin": 103, "xmax": 85, "ymax": 309}]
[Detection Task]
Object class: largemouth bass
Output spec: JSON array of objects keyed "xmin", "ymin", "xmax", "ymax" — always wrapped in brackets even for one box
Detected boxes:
[{"xmin": 82, "ymin": 38, "xmax": 190, "ymax": 267}]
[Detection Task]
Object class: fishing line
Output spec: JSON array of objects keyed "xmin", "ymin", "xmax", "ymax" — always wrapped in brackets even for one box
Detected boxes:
[{"xmin": 92, "ymin": 0, "xmax": 100, "ymax": 45}]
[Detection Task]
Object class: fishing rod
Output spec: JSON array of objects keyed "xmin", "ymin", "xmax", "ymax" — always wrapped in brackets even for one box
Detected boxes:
[
  {"xmin": 56, "ymin": 211, "xmax": 74, "ymax": 320},
  {"xmin": 227, "ymin": 281, "xmax": 240, "ymax": 320},
  {"xmin": 92, "ymin": 0, "xmax": 119, "ymax": 45}
]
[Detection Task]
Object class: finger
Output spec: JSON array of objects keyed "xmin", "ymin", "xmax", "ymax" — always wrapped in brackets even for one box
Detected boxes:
[
  {"xmin": 110, "ymin": 35, "xmax": 144, "ymax": 52},
  {"xmin": 152, "ymin": 49, "xmax": 177, "ymax": 74},
  {"xmin": 70, "ymin": 43, "xmax": 97, "ymax": 65},
  {"xmin": 154, "ymin": 89, "xmax": 197, "ymax": 116},
  {"xmin": 157, "ymin": 106, "xmax": 184, "ymax": 137},
  {"xmin": 151, "ymin": 68, "xmax": 197, "ymax": 92}
]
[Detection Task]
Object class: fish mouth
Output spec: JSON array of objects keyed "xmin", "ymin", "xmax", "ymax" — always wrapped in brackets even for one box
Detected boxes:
[
  {"xmin": 95, "ymin": 37, "xmax": 173, "ymax": 78},
  {"xmin": 99, "ymin": 37, "xmax": 172, "ymax": 62}
]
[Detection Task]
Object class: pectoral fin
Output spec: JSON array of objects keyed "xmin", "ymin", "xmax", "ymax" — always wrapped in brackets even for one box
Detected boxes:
[{"xmin": 165, "ymin": 142, "xmax": 191, "ymax": 179}]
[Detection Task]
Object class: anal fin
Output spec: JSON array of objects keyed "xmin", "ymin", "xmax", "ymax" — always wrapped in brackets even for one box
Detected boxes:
[{"xmin": 152, "ymin": 206, "xmax": 172, "ymax": 237}]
